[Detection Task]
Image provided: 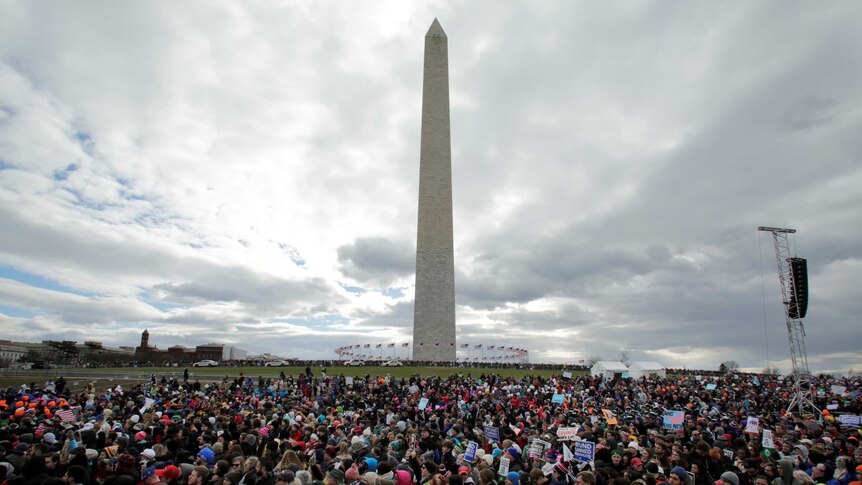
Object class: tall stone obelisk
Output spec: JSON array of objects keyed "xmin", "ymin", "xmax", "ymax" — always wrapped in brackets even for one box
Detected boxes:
[{"xmin": 413, "ymin": 19, "xmax": 456, "ymax": 362}]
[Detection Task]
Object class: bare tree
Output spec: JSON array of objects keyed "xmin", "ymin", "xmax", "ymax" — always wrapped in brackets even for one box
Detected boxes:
[
  {"xmin": 620, "ymin": 349, "xmax": 632, "ymax": 366},
  {"xmin": 762, "ymin": 367, "xmax": 780, "ymax": 375},
  {"xmin": 584, "ymin": 355, "xmax": 602, "ymax": 367},
  {"xmin": 719, "ymin": 360, "xmax": 739, "ymax": 374}
]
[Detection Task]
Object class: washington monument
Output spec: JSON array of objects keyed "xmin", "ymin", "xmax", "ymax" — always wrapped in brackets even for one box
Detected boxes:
[{"xmin": 413, "ymin": 19, "xmax": 456, "ymax": 362}]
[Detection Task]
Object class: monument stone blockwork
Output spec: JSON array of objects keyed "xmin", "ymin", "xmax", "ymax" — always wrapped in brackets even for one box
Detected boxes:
[{"xmin": 412, "ymin": 19, "xmax": 456, "ymax": 362}]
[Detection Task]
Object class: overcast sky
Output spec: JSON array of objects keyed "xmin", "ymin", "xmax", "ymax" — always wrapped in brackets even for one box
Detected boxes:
[{"xmin": 1, "ymin": 2, "xmax": 860, "ymax": 374}]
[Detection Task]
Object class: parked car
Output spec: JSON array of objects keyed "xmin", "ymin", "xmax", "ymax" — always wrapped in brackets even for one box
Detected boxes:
[
  {"xmin": 192, "ymin": 359, "xmax": 219, "ymax": 367},
  {"xmin": 343, "ymin": 359, "xmax": 365, "ymax": 366},
  {"xmin": 381, "ymin": 360, "xmax": 403, "ymax": 367},
  {"xmin": 264, "ymin": 360, "xmax": 289, "ymax": 367}
]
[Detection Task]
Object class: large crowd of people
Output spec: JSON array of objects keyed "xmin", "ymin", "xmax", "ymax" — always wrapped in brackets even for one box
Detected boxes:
[{"xmin": 0, "ymin": 369, "xmax": 859, "ymax": 485}]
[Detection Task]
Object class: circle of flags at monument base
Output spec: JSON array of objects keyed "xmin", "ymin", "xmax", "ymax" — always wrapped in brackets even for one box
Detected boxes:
[{"xmin": 334, "ymin": 343, "xmax": 529, "ymax": 362}]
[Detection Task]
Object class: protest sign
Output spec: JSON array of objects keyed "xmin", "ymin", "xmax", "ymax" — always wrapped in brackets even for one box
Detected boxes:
[
  {"xmin": 761, "ymin": 429, "xmax": 775, "ymax": 449},
  {"xmin": 345, "ymin": 376, "xmax": 354, "ymax": 385},
  {"xmin": 602, "ymin": 409, "xmax": 618, "ymax": 425},
  {"xmin": 139, "ymin": 397, "xmax": 155, "ymax": 414},
  {"xmin": 464, "ymin": 441, "xmax": 478, "ymax": 462},
  {"xmin": 542, "ymin": 463, "xmax": 556, "ymax": 476},
  {"xmin": 484, "ymin": 424, "xmax": 501, "ymax": 442},
  {"xmin": 556, "ymin": 427, "xmax": 580, "ymax": 441},
  {"xmin": 552, "ymin": 393, "xmax": 565, "ymax": 404},
  {"xmin": 572, "ymin": 440, "xmax": 595, "ymax": 463},
  {"xmin": 724, "ymin": 449, "xmax": 735, "ymax": 460},
  {"xmin": 831, "ymin": 385, "xmax": 847, "ymax": 395},
  {"xmin": 760, "ymin": 429, "xmax": 777, "ymax": 459},
  {"xmin": 563, "ymin": 371, "xmax": 572, "ymax": 379},
  {"xmin": 418, "ymin": 398, "xmax": 429, "ymax": 410},
  {"xmin": 663, "ymin": 410, "xmax": 685, "ymax": 431},
  {"xmin": 498, "ymin": 457, "xmax": 510, "ymax": 476},
  {"xmin": 745, "ymin": 416, "xmax": 760, "ymax": 434},
  {"xmin": 529, "ymin": 439, "xmax": 552, "ymax": 459},
  {"xmin": 562, "ymin": 443, "xmax": 574, "ymax": 462},
  {"xmin": 706, "ymin": 383, "xmax": 717, "ymax": 390},
  {"xmin": 838, "ymin": 415, "xmax": 860, "ymax": 427}
]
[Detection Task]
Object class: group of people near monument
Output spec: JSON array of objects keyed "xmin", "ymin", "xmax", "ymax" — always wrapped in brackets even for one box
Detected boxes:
[{"xmin": 0, "ymin": 369, "xmax": 859, "ymax": 485}]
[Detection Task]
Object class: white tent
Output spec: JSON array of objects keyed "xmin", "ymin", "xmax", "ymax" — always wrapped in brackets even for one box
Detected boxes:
[
  {"xmin": 627, "ymin": 361, "xmax": 666, "ymax": 379},
  {"xmin": 590, "ymin": 361, "xmax": 628, "ymax": 379}
]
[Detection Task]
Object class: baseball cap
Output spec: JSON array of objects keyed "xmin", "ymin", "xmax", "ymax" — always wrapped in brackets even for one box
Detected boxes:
[
  {"xmin": 155, "ymin": 465, "xmax": 181, "ymax": 481},
  {"xmin": 142, "ymin": 466, "xmax": 157, "ymax": 481}
]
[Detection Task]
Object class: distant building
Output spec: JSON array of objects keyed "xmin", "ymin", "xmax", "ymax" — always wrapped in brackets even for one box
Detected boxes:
[
  {"xmin": 1, "ymin": 330, "xmax": 246, "ymax": 365},
  {"xmin": 195, "ymin": 343, "xmax": 247, "ymax": 362},
  {"xmin": 135, "ymin": 329, "xmax": 154, "ymax": 354},
  {"xmin": 79, "ymin": 341, "xmax": 134, "ymax": 358},
  {"xmin": 17, "ymin": 342, "xmax": 56, "ymax": 360},
  {"xmin": 0, "ymin": 342, "xmax": 26, "ymax": 366}
]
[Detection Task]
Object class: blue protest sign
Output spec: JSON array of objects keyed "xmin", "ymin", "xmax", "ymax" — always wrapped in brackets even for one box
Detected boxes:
[
  {"xmin": 483, "ymin": 424, "xmax": 501, "ymax": 442},
  {"xmin": 663, "ymin": 410, "xmax": 685, "ymax": 431},
  {"xmin": 552, "ymin": 393, "xmax": 565, "ymax": 403},
  {"xmin": 418, "ymin": 398, "xmax": 429, "ymax": 410},
  {"xmin": 573, "ymin": 440, "xmax": 595, "ymax": 463},
  {"xmin": 838, "ymin": 415, "xmax": 860, "ymax": 427},
  {"xmin": 705, "ymin": 383, "xmax": 717, "ymax": 390},
  {"xmin": 464, "ymin": 441, "xmax": 479, "ymax": 462}
]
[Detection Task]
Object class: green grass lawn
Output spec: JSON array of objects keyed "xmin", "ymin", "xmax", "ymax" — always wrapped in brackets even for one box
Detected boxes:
[{"xmin": 1, "ymin": 365, "xmax": 579, "ymax": 390}]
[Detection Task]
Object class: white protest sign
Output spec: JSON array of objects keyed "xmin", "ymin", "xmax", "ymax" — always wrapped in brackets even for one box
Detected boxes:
[
  {"xmin": 724, "ymin": 449, "xmax": 735, "ymax": 459},
  {"xmin": 838, "ymin": 415, "xmax": 860, "ymax": 427},
  {"xmin": 745, "ymin": 416, "xmax": 760, "ymax": 434},
  {"xmin": 498, "ymin": 457, "xmax": 510, "ymax": 476},
  {"xmin": 831, "ymin": 385, "xmax": 847, "ymax": 395},
  {"xmin": 762, "ymin": 429, "xmax": 775, "ymax": 449},
  {"xmin": 563, "ymin": 371, "xmax": 573, "ymax": 379},
  {"xmin": 541, "ymin": 463, "xmax": 556, "ymax": 476},
  {"xmin": 139, "ymin": 397, "xmax": 155, "ymax": 414},
  {"xmin": 345, "ymin": 376, "xmax": 354, "ymax": 385},
  {"xmin": 529, "ymin": 439, "xmax": 552, "ymax": 459},
  {"xmin": 557, "ymin": 427, "xmax": 580, "ymax": 441},
  {"xmin": 562, "ymin": 443, "xmax": 574, "ymax": 462}
]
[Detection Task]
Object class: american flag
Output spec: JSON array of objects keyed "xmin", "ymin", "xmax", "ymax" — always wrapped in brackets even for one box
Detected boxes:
[
  {"xmin": 56, "ymin": 408, "xmax": 77, "ymax": 423},
  {"xmin": 460, "ymin": 344, "xmax": 469, "ymax": 348},
  {"xmin": 402, "ymin": 343, "xmax": 409, "ymax": 347},
  {"xmin": 364, "ymin": 344, "xmax": 370, "ymax": 348},
  {"xmin": 448, "ymin": 343, "xmax": 454, "ymax": 347},
  {"xmin": 375, "ymin": 344, "xmax": 382, "ymax": 348},
  {"xmin": 474, "ymin": 344, "xmax": 482, "ymax": 349},
  {"xmin": 488, "ymin": 345, "xmax": 495, "ymax": 350},
  {"xmin": 387, "ymin": 343, "xmax": 395, "ymax": 348}
]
